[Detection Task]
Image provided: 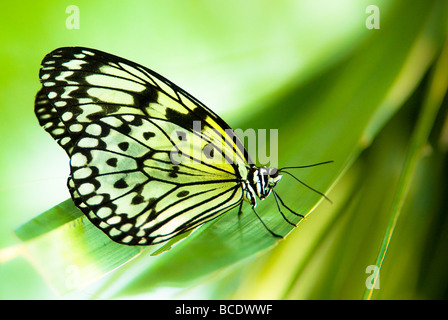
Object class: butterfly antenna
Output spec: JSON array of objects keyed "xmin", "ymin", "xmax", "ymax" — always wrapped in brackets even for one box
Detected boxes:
[
  {"xmin": 279, "ymin": 160, "xmax": 334, "ymax": 171},
  {"xmin": 251, "ymin": 206, "xmax": 283, "ymax": 239},
  {"xmin": 273, "ymin": 190, "xmax": 305, "ymax": 218},
  {"xmin": 271, "ymin": 191, "xmax": 297, "ymax": 227},
  {"xmin": 279, "ymin": 170, "xmax": 333, "ymax": 204}
]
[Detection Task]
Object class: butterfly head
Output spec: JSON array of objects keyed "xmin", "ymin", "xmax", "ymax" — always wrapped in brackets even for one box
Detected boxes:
[{"xmin": 251, "ymin": 166, "xmax": 283, "ymax": 201}]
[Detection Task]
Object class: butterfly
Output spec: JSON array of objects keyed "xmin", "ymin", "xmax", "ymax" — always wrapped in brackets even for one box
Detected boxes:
[{"xmin": 35, "ymin": 47, "xmax": 331, "ymax": 246}]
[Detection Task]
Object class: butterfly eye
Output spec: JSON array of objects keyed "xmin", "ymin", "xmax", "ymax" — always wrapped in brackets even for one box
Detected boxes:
[{"xmin": 269, "ymin": 169, "xmax": 279, "ymax": 178}]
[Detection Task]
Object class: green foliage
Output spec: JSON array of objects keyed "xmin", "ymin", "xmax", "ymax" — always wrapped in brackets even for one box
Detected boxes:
[{"xmin": 0, "ymin": 0, "xmax": 447, "ymax": 299}]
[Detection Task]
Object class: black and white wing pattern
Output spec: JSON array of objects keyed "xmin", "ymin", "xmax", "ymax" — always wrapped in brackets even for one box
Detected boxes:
[
  {"xmin": 36, "ymin": 47, "xmax": 250, "ymax": 163},
  {"xmin": 35, "ymin": 87, "xmax": 75, "ymax": 154},
  {"xmin": 35, "ymin": 47, "xmax": 252, "ymax": 245},
  {"xmin": 67, "ymin": 114, "xmax": 244, "ymax": 245}
]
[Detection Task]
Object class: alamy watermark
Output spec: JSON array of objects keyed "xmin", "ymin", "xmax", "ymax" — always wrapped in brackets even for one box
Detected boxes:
[
  {"xmin": 365, "ymin": 265, "xmax": 380, "ymax": 290},
  {"xmin": 66, "ymin": 5, "xmax": 80, "ymax": 29},
  {"xmin": 365, "ymin": 5, "xmax": 380, "ymax": 30},
  {"xmin": 65, "ymin": 264, "xmax": 81, "ymax": 290},
  {"xmin": 168, "ymin": 120, "xmax": 279, "ymax": 168}
]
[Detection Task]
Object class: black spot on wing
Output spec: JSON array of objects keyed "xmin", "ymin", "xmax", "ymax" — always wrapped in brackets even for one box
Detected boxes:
[
  {"xmin": 176, "ymin": 130, "xmax": 187, "ymax": 141},
  {"xmin": 165, "ymin": 108, "xmax": 209, "ymax": 133},
  {"xmin": 203, "ymin": 143, "xmax": 215, "ymax": 159},
  {"xmin": 169, "ymin": 165, "xmax": 180, "ymax": 178},
  {"xmin": 135, "ymin": 86, "xmax": 158, "ymax": 108},
  {"xmin": 114, "ymin": 178, "xmax": 129, "ymax": 189},
  {"xmin": 131, "ymin": 194, "xmax": 145, "ymax": 205},
  {"xmin": 118, "ymin": 142, "xmax": 129, "ymax": 151},
  {"xmin": 177, "ymin": 190, "xmax": 189, "ymax": 198},
  {"xmin": 106, "ymin": 157, "xmax": 118, "ymax": 167},
  {"xmin": 143, "ymin": 131, "xmax": 155, "ymax": 140}
]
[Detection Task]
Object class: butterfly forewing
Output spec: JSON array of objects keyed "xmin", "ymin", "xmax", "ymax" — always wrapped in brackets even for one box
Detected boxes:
[
  {"xmin": 37, "ymin": 47, "xmax": 251, "ymax": 165},
  {"xmin": 34, "ymin": 88, "xmax": 75, "ymax": 154}
]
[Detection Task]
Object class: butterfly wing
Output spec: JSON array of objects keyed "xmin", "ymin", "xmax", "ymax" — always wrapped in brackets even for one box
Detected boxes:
[
  {"xmin": 36, "ymin": 47, "xmax": 251, "ymax": 165},
  {"xmin": 68, "ymin": 114, "xmax": 244, "ymax": 245},
  {"xmin": 36, "ymin": 47, "xmax": 250, "ymax": 245},
  {"xmin": 35, "ymin": 87, "xmax": 75, "ymax": 154}
]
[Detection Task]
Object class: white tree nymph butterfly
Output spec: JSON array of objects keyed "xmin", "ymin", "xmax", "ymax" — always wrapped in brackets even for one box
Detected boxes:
[{"xmin": 35, "ymin": 47, "xmax": 331, "ymax": 246}]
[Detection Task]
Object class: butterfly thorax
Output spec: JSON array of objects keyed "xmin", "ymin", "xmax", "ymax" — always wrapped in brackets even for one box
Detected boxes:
[{"xmin": 242, "ymin": 166, "xmax": 282, "ymax": 207}]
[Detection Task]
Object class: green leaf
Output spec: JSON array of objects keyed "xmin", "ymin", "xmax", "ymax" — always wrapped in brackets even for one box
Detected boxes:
[
  {"xmin": 15, "ymin": 199, "xmax": 82, "ymax": 242},
  {"xmin": 106, "ymin": 0, "xmax": 440, "ymax": 298},
  {"xmin": 363, "ymin": 34, "xmax": 448, "ymax": 300},
  {"xmin": 14, "ymin": 200, "xmax": 142, "ymax": 294},
  {"xmin": 9, "ymin": 0, "xmax": 445, "ymax": 298}
]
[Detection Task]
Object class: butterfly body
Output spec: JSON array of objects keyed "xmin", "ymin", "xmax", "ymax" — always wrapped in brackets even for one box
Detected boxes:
[{"xmin": 36, "ymin": 47, "xmax": 286, "ymax": 245}]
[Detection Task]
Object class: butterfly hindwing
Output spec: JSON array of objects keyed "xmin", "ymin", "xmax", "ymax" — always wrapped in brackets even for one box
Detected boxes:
[{"xmin": 69, "ymin": 115, "xmax": 243, "ymax": 245}]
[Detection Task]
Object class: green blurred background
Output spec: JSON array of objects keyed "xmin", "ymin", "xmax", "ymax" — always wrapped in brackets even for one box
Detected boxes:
[{"xmin": 1, "ymin": 0, "xmax": 447, "ymax": 299}]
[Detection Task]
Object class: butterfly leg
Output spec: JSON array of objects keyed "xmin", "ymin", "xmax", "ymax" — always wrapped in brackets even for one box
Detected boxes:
[
  {"xmin": 273, "ymin": 190, "xmax": 305, "ymax": 219},
  {"xmin": 272, "ymin": 191, "xmax": 298, "ymax": 227},
  {"xmin": 251, "ymin": 206, "xmax": 283, "ymax": 239},
  {"xmin": 237, "ymin": 201, "xmax": 244, "ymax": 216}
]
